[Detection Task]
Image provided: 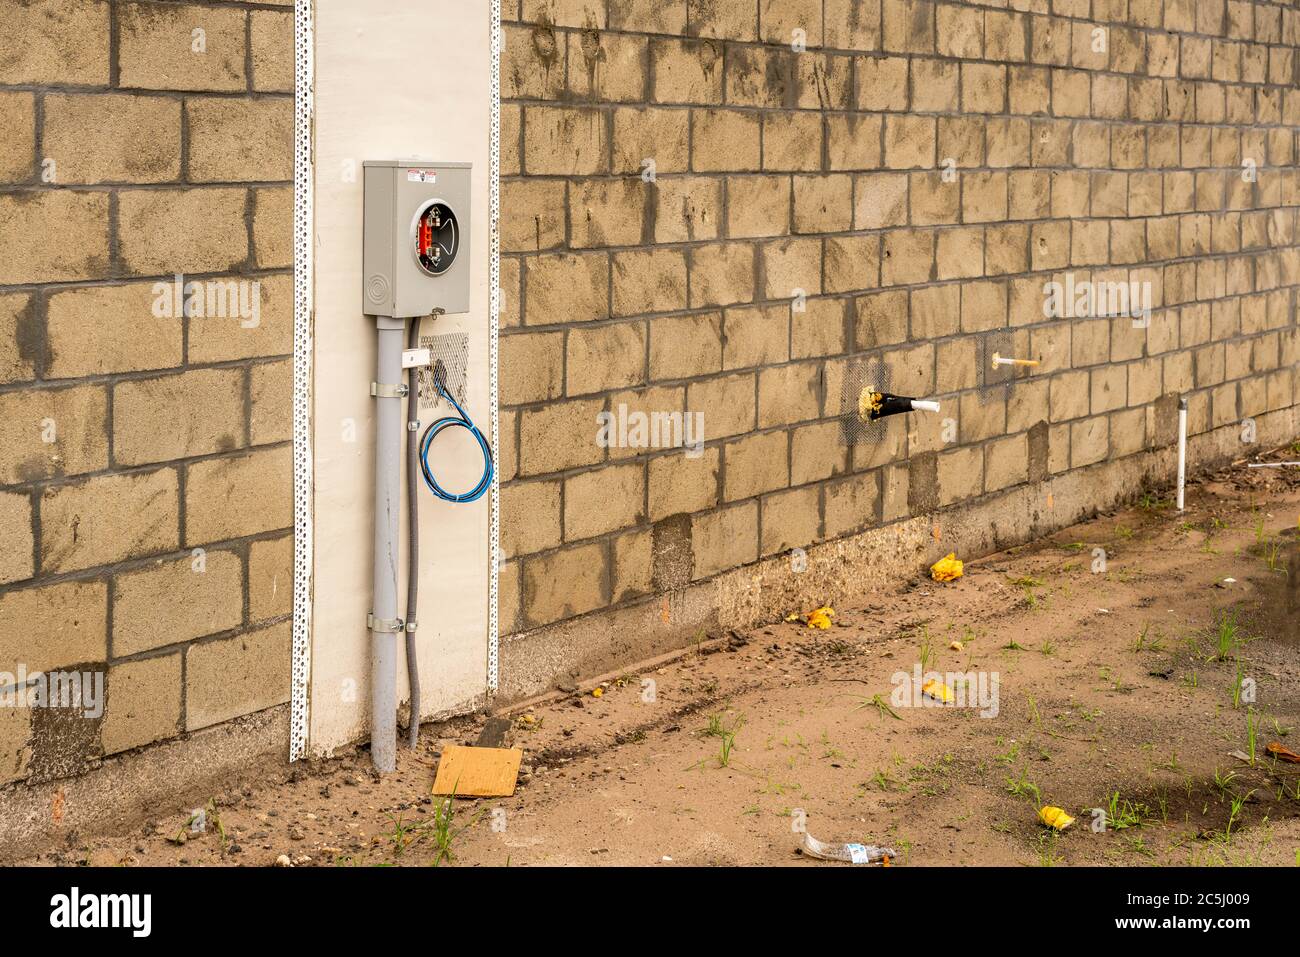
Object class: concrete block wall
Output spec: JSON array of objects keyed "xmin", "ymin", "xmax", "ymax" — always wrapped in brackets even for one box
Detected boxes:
[
  {"xmin": 1, "ymin": 0, "xmax": 1298, "ymax": 796},
  {"xmin": 0, "ymin": 0, "xmax": 294, "ymax": 786},
  {"xmin": 497, "ymin": 0, "xmax": 1300, "ymax": 638}
]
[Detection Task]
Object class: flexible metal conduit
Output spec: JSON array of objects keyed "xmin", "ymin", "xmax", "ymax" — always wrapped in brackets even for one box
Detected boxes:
[{"xmin": 404, "ymin": 319, "xmax": 422, "ymax": 748}]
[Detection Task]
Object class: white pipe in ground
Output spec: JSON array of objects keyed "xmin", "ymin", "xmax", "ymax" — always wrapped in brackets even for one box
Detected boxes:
[{"xmin": 1176, "ymin": 397, "xmax": 1188, "ymax": 512}]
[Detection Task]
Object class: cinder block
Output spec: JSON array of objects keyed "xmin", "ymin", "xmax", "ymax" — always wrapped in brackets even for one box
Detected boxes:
[
  {"xmin": 519, "ymin": 398, "xmax": 606, "ymax": 475},
  {"xmin": 0, "ymin": 580, "xmax": 107, "ymax": 674},
  {"xmin": 654, "ymin": 177, "xmax": 722, "ymax": 242},
  {"xmin": 0, "ymin": 192, "xmax": 109, "ymax": 284},
  {"xmin": 938, "ymin": 445, "xmax": 983, "ymax": 506},
  {"xmin": 825, "ymin": 235, "xmax": 881, "ymax": 294},
  {"xmin": 41, "ymin": 470, "xmax": 178, "ymax": 575},
  {"xmin": 253, "ymin": 187, "xmax": 293, "ymax": 268},
  {"xmin": 723, "ymin": 304, "xmax": 788, "ymax": 370},
  {"xmin": 186, "ymin": 99, "xmax": 292, "ymax": 182},
  {"xmin": 113, "ymin": 368, "xmax": 246, "ymax": 466},
  {"xmin": 500, "ymin": 480, "xmax": 562, "ymax": 557},
  {"xmin": 0, "ymin": 385, "xmax": 108, "ymax": 484},
  {"xmin": 0, "ymin": 704, "xmax": 32, "ymax": 785},
  {"xmin": 502, "ymin": 23, "xmax": 565, "ymax": 100},
  {"xmin": 525, "ymin": 253, "xmax": 609, "ymax": 324},
  {"xmin": 652, "ymin": 37, "xmax": 723, "ymax": 103},
  {"xmin": 102, "ymin": 654, "xmax": 182, "ymax": 755},
  {"xmin": 688, "ymin": 243, "xmax": 755, "ymax": 307},
  {"xmin": 763, "ymin": 237, "xmax": 823, "ymax": 300},
  {"xmin": 118, "ymin": 1, "xmax": 246, "ymax": 91},
  {"xmin": 0, "ymin": 92, "xmax": 35, "ymax": 182},
  {"xmin": 0, "ymin": 294, "xmax": 36, "ymax": 386},
  {"xmin": 0, "ymin": 491, "xmax": 33, "ymax": 585},
  {"xmin": 47, "ymin": 283, "xmax": 182, "ymax": 378},
  {"xmin": 613, "ymin": 107, "xmax": 690, "ymax": 175},
  {"xmin": 187, "ymin": 273, "xmax": 292, "ymax": 363},
  {"xmin": 112, "ymin": 549, "xmax": 243, "ymax": 656},
  {"xmin": 117, "ymin": 188, "xmax": 248, "ymax": 276},
  {"xmin": 824, "ymin": 470, "xmax": 879, "ymax": 538},
  {"xmin": 568, "ymin": 32, "xmax": 647, "ymax": 102},
  {"xmin": 501, "ymin": 331, "xmax": 564, "ymax": 405},
  {"xmin": 692, "ymin": 109, "xmax": 760, "ymax": 172},
  {"xmin": 184, "ymin": 622, "xmax": 291, "ymax": 730},
  {"xmin": 723, "ymin": 430, "xmax": 788, "ymax": 501},
  {"xmin": 792, "ymin": 297, "xmax": 847, "ymax": 359},
  {"xmin": 565, "ymin": 322, "xmax": 647, "ymax": 395},
  {"xmin": 250, "ymin": 359, "xmax": 292, "ymax": 446},
  {"xmin": 610, "ymin": 0, "xmax": 687, "ymax": 33},
  {"xmin": 524, "ymin": 106, "xmax": 608, "ymax": 175},
  {"xmin": 765, "ymin": 114, "xmax": 824, "ymax": 172},
  {"xmin": 984, "ymin": 434, "xmax": 1029, "ymax": 492},
  {"xmin": 761, "ymin": 485, "xmax": 820, "ymax": 556},
  {"xmin": 43, "ymin": 93, "xmax": 180, "ymax": 184},
  {"xmin": 691, "ymin": 500, "xmax": 757, "ymax": 579},
  {"xmin": 648, "ymin": 447, "xmax": 719, "ymax": 520},
  {"xmin": 521, "ymin": 543, "xmax": 607, "ymax": 627},
  {"xmin": 611, "ymin": 528, "xmax": 653, "ymax": 604},
  {"xmin": 828, "ymin": 114, "xmax": 883, "ymax": 170},
  {"xmin": 502, "ymin": 180, "xmax": 566, "ymax": 253},
  {"xmin": 758, "ymin": 362, "xmax": 819, "ymax": 428},
  {"xmin": 0, "ymin": 0, "xmax": 109, "ymax": 85},
  {"xmin": 564, "ymin": 463, "xmax": 645, "ymax": 540},
  {"xmin": 184, "ymin": 447, "xmax": 292, "ymax": 544},
  {"xmin": 250, "ymin": 9, "xmax": 294, "ymax": 92},
  {"xmin": 726, "ymin": 175, "xmax": 790, "ymax": 238},
  {"xmin": 569, "ymin": 179, "xmax": 647, "ymax": 248},
  {"xmin": 248, "ymin": 534, "xmax": 293, "ymax": 622},
  {"xmin": 649, "ymin": 312, "xmax": 722, "ymax": 380},
  {"xmin": 882, "ymin": 0, "xmax": 935, "ymax": 54},
  {"xmin": 614, "ymin": 249, "xmax": 688, "ymax": 317}
]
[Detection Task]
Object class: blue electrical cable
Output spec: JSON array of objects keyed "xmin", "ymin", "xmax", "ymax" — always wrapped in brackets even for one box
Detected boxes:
[{"xmin": 418, "ymin": 375, "xmax": 493, "ymax": 503}]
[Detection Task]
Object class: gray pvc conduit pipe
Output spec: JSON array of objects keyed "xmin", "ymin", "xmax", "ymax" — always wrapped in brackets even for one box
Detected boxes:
[
  {"xmin": 404, "ymin": 319, "xmax": 422, "ymax": 748},
  {"xmin": 370, "ymin": 316, "xmax": 403, "ymax": 772}
]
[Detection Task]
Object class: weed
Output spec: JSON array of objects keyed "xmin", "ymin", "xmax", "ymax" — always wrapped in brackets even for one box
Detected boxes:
[
  {"xmin": 1005, "ymin": 767, "xmax": 1042, "ymax": 806},
  {"xmin": 918, "ymin": 626, "xmax": 934, "ymax": 672},
  {"xmin": 856, "ymin": 693, "xmax": 901, "ymax": 721},
  {"xmin": 1036, "ymin": 832, "xmax": 1063, "ymax": 866},
  {"xmin": 1103, "ymin": 791, "xmax": 1149, "ymax": 830},
  {"xmin": 1027, "ymin": 696, "xmax": 1044, "ymax": 730},
  {"xmin": 1213, "ymin": 768, "xmax": 1239, "ymax": 797},
  {"xmin": 1222, "ymin": 790, "xmax": 1256, "ymax": 844},
  {"xmin": 429, "ymin": 790, "xmax": 473, "ymax": 866},
  {"xmin": 1211, "ymin": 611, "xmax": 1241, "ymax": 662},
  {"xmin": 701, "ymin": 712, "xmax": 745, "ymax": 768}
]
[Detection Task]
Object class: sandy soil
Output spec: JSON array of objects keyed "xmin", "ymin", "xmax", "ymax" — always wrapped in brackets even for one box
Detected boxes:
[{"xmin": 20, "ymin": 452, "xmax": 1300, "ymax": 867}]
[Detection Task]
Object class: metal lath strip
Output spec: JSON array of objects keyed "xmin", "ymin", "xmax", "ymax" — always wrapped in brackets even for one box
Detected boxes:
[
  {"xmin": 289, "ymin": 0, "xmax": 315, "ymax": 762},
  {"xmin": 488, "ymin": 0, "xmax": 502, "ymax": 692}
]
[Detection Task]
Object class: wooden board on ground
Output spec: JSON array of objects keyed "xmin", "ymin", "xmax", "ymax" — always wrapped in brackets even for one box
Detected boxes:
[{"xmin": 432, "ymin": 745, "xmax": 522, "ymax": 797}]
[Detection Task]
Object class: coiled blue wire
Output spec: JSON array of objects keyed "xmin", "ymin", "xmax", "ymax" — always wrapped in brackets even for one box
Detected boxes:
[{"xmin": 418, "ymin": 377, "xmax": 493, "ymax": 503}]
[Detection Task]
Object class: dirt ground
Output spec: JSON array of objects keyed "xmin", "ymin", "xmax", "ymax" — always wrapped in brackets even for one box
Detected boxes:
[{"xmin": 20, "ymin": 450, "xmax": 1300, "ymax": 867}]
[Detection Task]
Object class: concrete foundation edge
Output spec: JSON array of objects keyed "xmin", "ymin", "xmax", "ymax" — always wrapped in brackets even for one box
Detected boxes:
[
  {"xmin": 0, "ymin": 706, "xmax": 289, "ymax": 860},
  {"xmin": 496, "ymin": 409, "xmax": 1300, "ymax": 702}
]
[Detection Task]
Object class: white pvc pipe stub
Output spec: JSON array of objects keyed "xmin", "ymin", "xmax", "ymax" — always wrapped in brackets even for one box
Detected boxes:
[{"xmin": 1176, "ymin": 397, "xmax": 1188, "ymax": 512}]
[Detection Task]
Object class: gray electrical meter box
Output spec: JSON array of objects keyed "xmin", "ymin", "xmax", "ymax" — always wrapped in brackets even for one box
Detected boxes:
[{"xmin": 362, "ymin": 160, "xmax": 471, "ymax": 318}]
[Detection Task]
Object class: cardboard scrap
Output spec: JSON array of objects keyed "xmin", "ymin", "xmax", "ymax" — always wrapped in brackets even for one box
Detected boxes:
[{"xmin": 432, "ymin": 744, "xmax": 522, "ymax": 797}]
